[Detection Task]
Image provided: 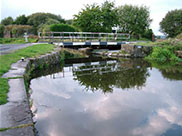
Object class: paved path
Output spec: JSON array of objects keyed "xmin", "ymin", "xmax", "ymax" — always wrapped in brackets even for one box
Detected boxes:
[
  {"xmin": 0, "ymin": 43, "xmax": 38, "ymax": 135},
  {"xmin": 0, "ymin": 43, "xmax": 38, "ymax": 55},
  {"xmin": 0, "ymin": 60, "xmax": 34, "ymax": 136}
]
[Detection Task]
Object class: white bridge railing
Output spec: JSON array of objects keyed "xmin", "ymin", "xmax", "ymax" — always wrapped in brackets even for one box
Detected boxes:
[{"xmin": 38, "ymin": 32, "xmax": 130, "ymax": 42}]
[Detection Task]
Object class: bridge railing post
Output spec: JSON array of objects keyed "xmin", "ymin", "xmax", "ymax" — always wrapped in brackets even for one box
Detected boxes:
[{"xmin": 72, "ymin": 32, "xmax": 74, "ymax": 42}]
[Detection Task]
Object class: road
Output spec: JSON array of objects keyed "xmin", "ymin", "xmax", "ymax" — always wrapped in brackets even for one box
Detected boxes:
[{"xmin": 0, "ymin": 43, "xmax": 38, "ymax": 55}]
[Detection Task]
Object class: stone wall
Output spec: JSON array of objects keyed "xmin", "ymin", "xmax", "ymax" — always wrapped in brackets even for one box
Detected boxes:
[
  {"xmin": 121, "ymin": 44, "xmax": 153, "ymax": 58},
  {"xmin": 25, "ymin": 50, "xmax": 61, "ymax": 81}
]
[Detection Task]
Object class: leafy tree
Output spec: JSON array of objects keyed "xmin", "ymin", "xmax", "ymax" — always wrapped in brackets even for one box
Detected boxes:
[
  {"xmin": 101, "ymin": 0, "xmax": 118, "ymax": 32},
  {"xmin": 0, "ymin": 24, "xmax": 5, "ymax": 37},
  {"xmin": 73, "ymin": 1, "xmax": 118, "ymax": 32},
  {"xmin": 73, "ymin": 4, "xmax": 102, "ymax": 32},
  {"xmin": 45, "ymin": 18, "xmax": 60, "ymax": 25},
  {"xmin": 160, "ymin": 9, "xmax": 182, "ymax": 38},
  {"xmin": 1, "ymin": 16, "xmax": 14, "ymax": 25},
  {"xmin": 27, "ymin": 12, "xmax": 65, "ymax": 27},
  {"xmin": 117, "ymin": 5, "xmax": 152, "ymax": 39},
  {"xmin": 14, "ymin": 15, "xmax": 28, "ymax": 25}
]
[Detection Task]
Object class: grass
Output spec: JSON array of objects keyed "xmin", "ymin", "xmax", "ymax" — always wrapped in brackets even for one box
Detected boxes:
[
  {"xmin": 128, "ymin": 37, "xmax": 151, "ymax": 42},
  {"xmin": 136, "ymin": 38, "xmax": 182, "ymax": 47},
  {"xmin": 0, "ymin": 44, "xmax": 54, "ymax": 105},
  {"xmin": 0, "ymin": 38, "xmax": 38, "ymax": 44},
  {"xmin": 0, "ymin": 123, "xmax": 34, "ymax": 132}
]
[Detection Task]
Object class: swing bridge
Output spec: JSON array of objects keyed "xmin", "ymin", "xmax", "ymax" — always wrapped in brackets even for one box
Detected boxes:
[{"xmin": 38, "ymin": 32, "xmax": 130, "ymax": 48}]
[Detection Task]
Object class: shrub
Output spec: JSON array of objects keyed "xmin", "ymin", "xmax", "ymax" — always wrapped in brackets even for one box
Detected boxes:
[
  {"xmin": 146, "ymin": 46, "xmax": 181, "ymax": 63},
  {"xmin": 50, "ymin": 24, "xmax": 76, "ymax": 32}
]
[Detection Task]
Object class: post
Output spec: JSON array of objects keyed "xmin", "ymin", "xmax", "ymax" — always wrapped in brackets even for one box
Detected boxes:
[
  {"xmin": 152, "ymin": 34, "xmax": 155, "ymax": 42},
  {"xmin": 24, "ymin": 33, "xmax": 28, "ymax": 43},
  {"xmin": 99, "ymin": 33, "xmax": 101, "ymax": 42}
]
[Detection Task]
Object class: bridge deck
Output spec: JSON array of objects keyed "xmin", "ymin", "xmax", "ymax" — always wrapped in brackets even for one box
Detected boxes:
[{"xmin": 38, "ymin": 32, "xmax": 130, "ymax": 48}]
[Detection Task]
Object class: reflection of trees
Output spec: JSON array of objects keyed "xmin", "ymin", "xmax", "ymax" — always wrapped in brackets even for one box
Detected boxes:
[
  {"xmin": 31, "ymin": 63, "xmax": 63, "ymax": 79},
  {"xmin": 73, "ymin": 59, "xmax": 150, "ymax": 93},
  {"xmin": 150, "ymin": 62, "xmax": 182, "ymax": 80},
  {"xmin": 160, "ymin": 67, "xmax": 182, "ymax": 80}
]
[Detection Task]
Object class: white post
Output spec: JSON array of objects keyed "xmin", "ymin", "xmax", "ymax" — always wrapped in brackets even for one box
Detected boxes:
[{"xmin": 24, "ymin": 33, "xmax": 28, "ymax": 43}]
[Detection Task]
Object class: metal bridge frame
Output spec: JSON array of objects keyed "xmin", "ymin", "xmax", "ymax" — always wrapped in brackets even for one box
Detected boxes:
[{"xmin": 38, "ymin": 32, "xmax": 130, "ymax": 42}]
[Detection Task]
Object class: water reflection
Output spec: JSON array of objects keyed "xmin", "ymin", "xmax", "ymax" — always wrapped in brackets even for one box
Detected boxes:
[
  {"xmin": 73, "ymin": 59, "xmax": 150, "ymax": 92},
  {"xmin": 160, "ymin": 67, "xmax": 182, "ymax": 80},
  {"xmin": 30, "ymin": 58, "xmax": 182, "ymax": 136}
]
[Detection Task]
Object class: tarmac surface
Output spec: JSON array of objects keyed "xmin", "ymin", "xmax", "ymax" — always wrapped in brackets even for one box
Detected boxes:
[{"xmin": 0, "ymin": 43, "xmax": 37, "ymax": 55}]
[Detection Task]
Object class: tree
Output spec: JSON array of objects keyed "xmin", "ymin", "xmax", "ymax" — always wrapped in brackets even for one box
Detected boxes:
[
  {"xmin": 1, "ymin": 16, "xmax": 14, "ymax": 25},
  {"xmin": 0, "ymin": 24, "xmax": 5, "ymax": 37},
  {"xmin": 65, "ymin": 19, "xmax": 73, "ymax": 25},
  {"xmin": 38, "ymin": 18, "xmax": 60, "ymax": 33},
  {"xmin": 73, "ymin": 1, "xmax": 118, "ymax": 32},
  {"xmin": 73, "ymin": 4, "xmax": 103, "ymax": 32},
  {"xmin": 160, "ymin": 9, "xmax": 182, "ymax": 38},
  {"xmin": 14, "ymin": 15, "xmax": 28, "ymax": 25},
  {"xmin": 117, "ymin": 5, "xmax": 152, "ymax": 39},
  {"xmin": 101, "ymin": 0, "xmax": 118, "ymax": 32},
  {"xmin": 27, "ymin": 12, "xmax": 65, "ymax": 27}
]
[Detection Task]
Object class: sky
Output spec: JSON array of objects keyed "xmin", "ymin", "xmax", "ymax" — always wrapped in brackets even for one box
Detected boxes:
[{"xmin": 1, "ymin": 0, "xmax": 182, "ymax": 35}]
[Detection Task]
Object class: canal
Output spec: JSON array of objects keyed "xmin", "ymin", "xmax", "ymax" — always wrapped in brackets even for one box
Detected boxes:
[{"xmin": 29, "ymin": 57, "xmax": 182, "ymax": 136}]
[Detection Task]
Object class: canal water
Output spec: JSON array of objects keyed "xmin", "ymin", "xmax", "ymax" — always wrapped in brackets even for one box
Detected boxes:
[{"xmin": 30, "ymin": 57, "xmax": 182, "ymax": 136}]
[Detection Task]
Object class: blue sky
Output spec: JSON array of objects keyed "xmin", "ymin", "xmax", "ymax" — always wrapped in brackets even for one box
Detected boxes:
[{"xmin": 1, "ymin": 0, "xmax": 182, "ymax": 35}]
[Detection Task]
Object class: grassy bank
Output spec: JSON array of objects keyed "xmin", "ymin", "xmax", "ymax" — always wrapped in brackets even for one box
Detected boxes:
[
  {"xmin": 141, "ymin": 36, "xmax": 182, "ymax": 63},
  {"xmin": 0, "ymin": 38, "xmax": 38, "ymax": 44},
  {"xmin": 0, "ymin": 44, "xmax": 54, "ymax": 105}
]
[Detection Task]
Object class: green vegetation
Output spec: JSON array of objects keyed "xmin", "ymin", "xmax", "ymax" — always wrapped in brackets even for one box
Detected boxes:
[
  {"xmin": 14, "ymin": 15, "xmax": 28, "ymax": 25},
  {"xmin": 0, "ymin": 123, "xmax": 33, "ymax": 132},
  {"xmin": 0, "ymin": 78, "xmax": 9, "ymax": 105},
  {"xmin": 160, "ymin": 9, "xmax": 182, "ymax": 38},
  {"xmin": 117, "ymin": 5, "xmax": 152, "ymax": 39},
  {"xmin": 145, "ymin": 46, "xmax": 181, "ymax": 62},
  {"xmin": 150, "ymin": 61, "xmax": 182, "ymax": 80},
  {"xmin": 0, "ymin": 44, "xmax": 54, "ymax": 105},
  {"xmin": 50, "ymin": 24, "xmax": 76, "ymax": 32},
  {"xmin": 1, "ymin": 16, "xmax": 14, "ymax": 26},
  {"xmin": 73, "ymin": 0, "xmax": 118, "ymax": 32},
  {"xmin": 27, "ymin": 13, "xmax": 65, "ymax": 27},
  {"xmin": 141, "ymin": 35, "xmax": 182, "ymax": 63},
  {"xmin": 0, "ymin": 38, "xmax": 38, "ymax": 44},
  {"xmin": 0, "ymin": 24, "xmax": 5, "ymax": 37}
]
